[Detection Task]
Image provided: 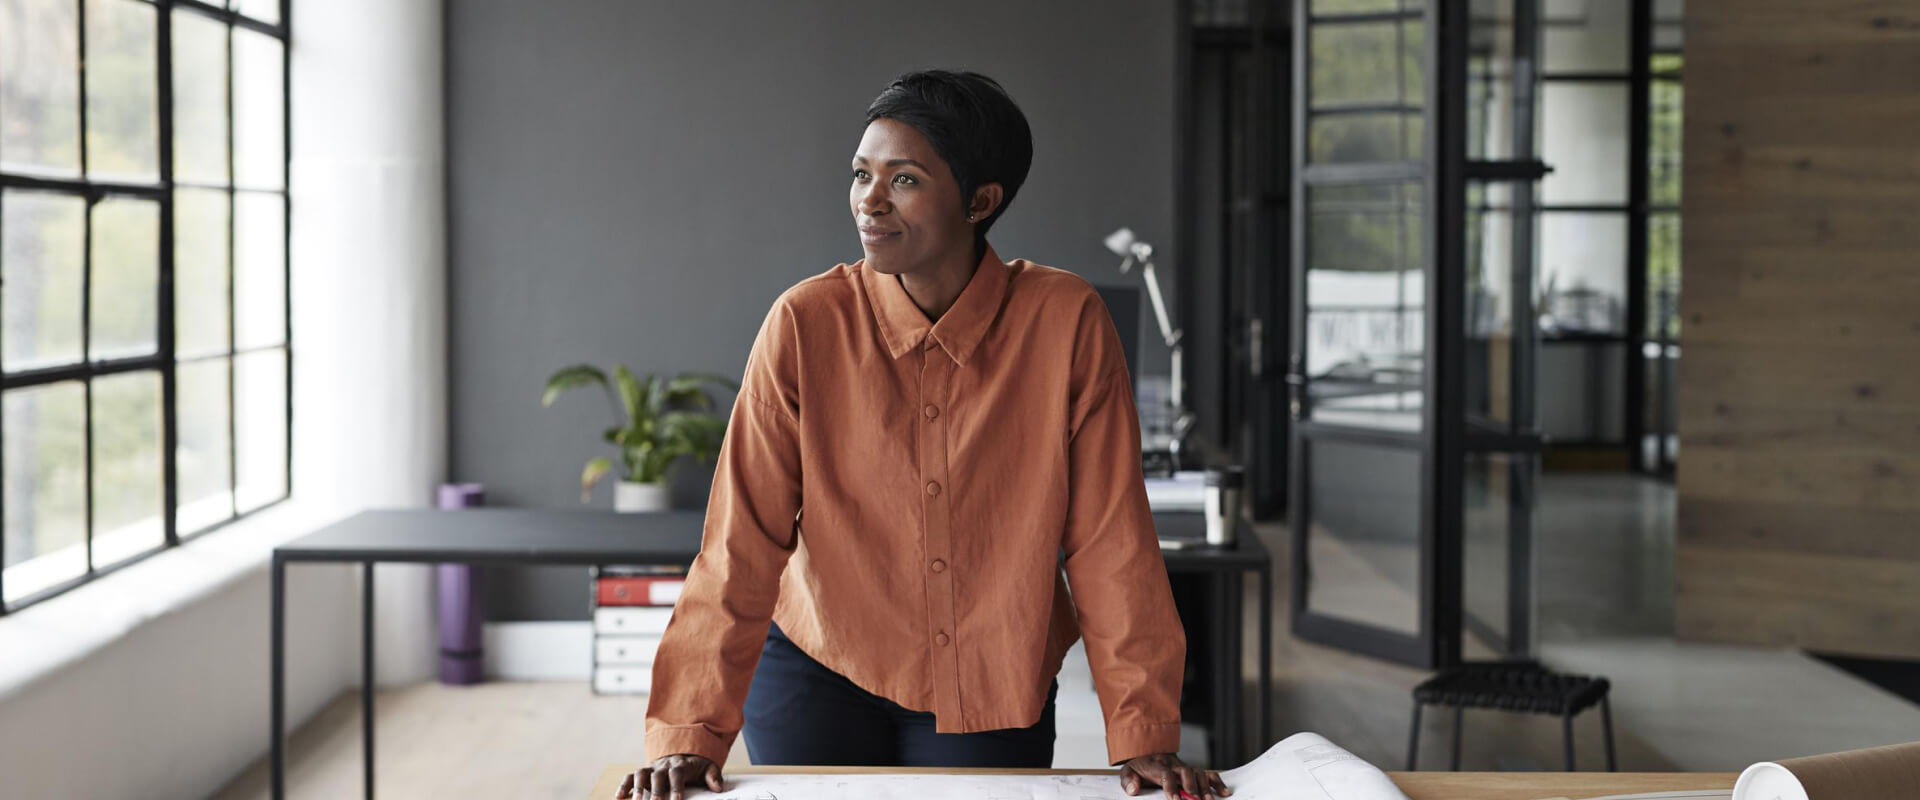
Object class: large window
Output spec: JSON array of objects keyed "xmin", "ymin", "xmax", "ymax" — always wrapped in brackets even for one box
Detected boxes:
[
  {"xmin": 1464, "ymin": 0, "xmax": 1680, "ymax": 471},
  {"xmin": 0, "ymin": 0, "xmax": 290, "ymax": 613}
]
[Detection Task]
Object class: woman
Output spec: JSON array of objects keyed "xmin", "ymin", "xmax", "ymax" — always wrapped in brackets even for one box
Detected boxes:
[{"xmin": 617, "ymin": 70, "xmax": 1231, "ymax": 800}]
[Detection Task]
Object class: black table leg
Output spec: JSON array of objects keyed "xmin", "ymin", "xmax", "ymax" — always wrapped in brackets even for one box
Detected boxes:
[
  {"xmin": 1223, "ymin": 571, "xmax": 1244, "ymax": 767},
  {"xmin": 363, "ymin": 561, "xmax": 376, "ymax": 799},
  {"xmin": 1256, "ymin": 564, "xmax": 1272, "ymax": 754},
  {"xmin": 1207, "ymin": 574, "xmax": 1226, "ymax": 768},
  {"xmin": 271, "ymin": 555, "xmax": 286, "ymax": 800}
]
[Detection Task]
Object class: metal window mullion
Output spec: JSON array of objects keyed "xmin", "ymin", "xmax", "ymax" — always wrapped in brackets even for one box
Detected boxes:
[
  {"xmin": 175, "ymin": 0, "xmax": 286, "ymax": 37},
  {"xmin": 159, "ymin": 0, "xmax": 180, "ymax": 547},
  {"xmin": 225, "ymin": 21, "xmax": 238, "ymax": 519},
  {"xmin": 280, "ymin": 0, "xmax": 293, "ymax": 502},
  {"xmin": 1309, "ymin": 9, "xmax": 1422, "ymax": 25},
  {"xmin": 0, "ymin": 175, "xmax": 165, "ymax": 196},
  {"xmin": 76, "ymin": 0, "xmax": 97, "ymax": 575},
  {"xmin": 1507, "ymin": 0, "xmax": 1543, "ymax": 659},
  {"xmin": 1626, "ymin": 0, "xmax": 1653, "ymax": 471},
  {"xmin": 3, "ymin": 354, "xmax": 170, "ymax": 389}
]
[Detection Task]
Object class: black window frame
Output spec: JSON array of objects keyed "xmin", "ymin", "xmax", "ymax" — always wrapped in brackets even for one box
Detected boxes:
[
  {"xmin": 1458, "ymin": 0, "xmax": 1679, "ymax": 471},
  {"xmin": 0, "ymin": 0, "xmax": 293, "ymax": 615}
]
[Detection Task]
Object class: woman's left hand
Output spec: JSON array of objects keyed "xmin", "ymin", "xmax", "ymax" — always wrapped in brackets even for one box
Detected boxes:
[{"xmin": 1118, "ymin": 752, "xmax": 1232, "ymax": 799}]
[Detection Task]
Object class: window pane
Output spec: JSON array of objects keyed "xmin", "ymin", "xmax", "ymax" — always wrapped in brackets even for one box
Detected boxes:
[
  {"xmin": 1538, "ymin": 211, "xmax": 1627, "ymax": 335},
  {"xmin": 234, "ymin": 192, "xmax": 286, "ymax": 349},
  {"xmin": 1466, "ymin": 182, "xmax": 1520, "ymax": 428},
  {"xmin": 233, "ymin": 30, "xmax": 284, "ymax": 190},
  {"xmin": 1650, "ymin": 71, "xmax": 1683, "ymax": 207},
  {"xmin": 84, "ymin": 0, "xmax": 159, "ymax": 182},
  {"xmin": 2, "ymin": 190, "xmax": 86, "ymax": 371},
  {"xmin": 0, "ymin": 0, "xmax": 82, "ymax": 176},
  {"xmin": 1648, "ymin": 212, "xmax": 1681, "ymax": 339},
  {"xmin": 1305, "ymin": 182, "xmax": 1425, "ymax": 431},
  {"xmin": 1305, "ymin": 438, "xmax": 1420, "ymax": 634},
  {"xmin": 1465, "ymin": 0, "xmax": 1527, "ymax": 162},
  {"xmin": 90, "ymin": 197, "xmax": 160, "ymax": 360},
  {"xmin": 1309, "ymin": 112, "xmax": 1424, "ymax": 164},
  {"xmin": 1463, "ymin": 452, "xmax": 1534, "ymax": 650},
  {"xmin": 235, "ymin": 347, "xmax": 286, "ymax": 512},
  {"xmin": 3, "ymin": 382, "xmax": 88, "ymax": 605},
  {"xmin": 1540, "ymin": 81, "xmax": 1628, "ymax": 205},
  {"xmin": 171, "ymin": 9, "xmax": 229, "ymax": 186},
  {"xmin": 231, "ymin": 0, "xmax": 280, "ymax": 25},
  {"xmin": 91, "ymin": 370, "xmax": 163, "ymax": 569},
  {"xmin": 1312, "ymin": 0, "xmax": 1422, "ymax": 14},
  {"xmin": 1542, "ymin": 0, "xmax": 1629, "ymax": 73},
  {"xmin": 175, "ymin": 187, "xmax": 230, "ymax": 358},
  {"xmin": 1653, "ymin": 0, "xmax": 1684, "ymax": 52},
  {"xmin": 1310, "ymin": 21, "xmax": 1424, "ymax": 108},
  {"xmin": 176, "ymin": 357, "xmax": 232, "ymax": 534}
]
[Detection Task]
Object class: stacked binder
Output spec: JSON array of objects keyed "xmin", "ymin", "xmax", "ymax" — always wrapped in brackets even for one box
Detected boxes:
[{"xmin": 589, "ymin": 564, "xmax": 686, "ymax": 695}]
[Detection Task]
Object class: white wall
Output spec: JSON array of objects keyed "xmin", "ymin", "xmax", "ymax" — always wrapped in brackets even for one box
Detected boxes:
[
  {"xmin": 290, "ymin": 0, "xmax": 447, "ymax": 684},
  {"xmin": 0, "ymin": 0, "xmax": 448, "ymax": 796},
  {"xmin": 0, "ymin": 506, "xmax": 358, "ymax": 799}
]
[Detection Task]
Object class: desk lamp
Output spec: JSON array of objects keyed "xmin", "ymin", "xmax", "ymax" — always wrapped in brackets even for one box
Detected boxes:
[{"xmin": 1105, "ymin": 227, "xmax": 1194, "ymax": 471}]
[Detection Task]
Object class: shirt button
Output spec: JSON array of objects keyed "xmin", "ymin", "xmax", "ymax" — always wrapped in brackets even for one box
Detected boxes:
[
  {"xmin": 925, "ymin": 339, "xmax": 937, "ymax": 351},
  {"xmin": 925, "ymin": 481, "xmax": 940, "ymax": 496},
  {"xmin": 935, "ymin": 632, "xmax": 950, "ymax": 646},
  {"xmin": 923, "ymin": 404, "xmax": 939, "ymax": 420},
  {"xmin": 930, "ymin": 559, "xmax": 947, "ymax": 573}
]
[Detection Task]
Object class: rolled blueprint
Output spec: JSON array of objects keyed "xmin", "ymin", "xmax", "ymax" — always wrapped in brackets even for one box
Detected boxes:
[{"xmin": 1733, "ymin": 740, "xmax": 1920, "ymax": 800}]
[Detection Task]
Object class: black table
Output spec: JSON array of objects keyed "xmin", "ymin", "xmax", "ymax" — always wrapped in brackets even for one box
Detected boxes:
[{"xmin": 269, "ymin": 508, "xmax": 1272, "ymax": 798}]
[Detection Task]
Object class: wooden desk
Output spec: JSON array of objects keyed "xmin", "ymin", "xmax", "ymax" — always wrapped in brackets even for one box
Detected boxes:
[{"xmin": 587, "ymin": 764, "xmax": 1737, "ymax": 800}]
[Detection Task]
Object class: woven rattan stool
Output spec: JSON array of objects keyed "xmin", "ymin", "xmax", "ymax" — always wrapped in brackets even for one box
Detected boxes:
[{"xmin": 1406, "ymin": 660, "xmax": 1615, "ymax": 771}]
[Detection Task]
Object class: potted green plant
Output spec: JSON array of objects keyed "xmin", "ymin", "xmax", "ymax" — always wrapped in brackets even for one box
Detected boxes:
[{"xmin": 542, "ymin": 364, "xmax": 738, "ymax": 512}]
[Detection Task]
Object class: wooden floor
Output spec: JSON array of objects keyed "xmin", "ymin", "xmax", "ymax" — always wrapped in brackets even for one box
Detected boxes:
[{"xmin": 211, "ymin": 681, "xmax": 663, "ymax": 800}]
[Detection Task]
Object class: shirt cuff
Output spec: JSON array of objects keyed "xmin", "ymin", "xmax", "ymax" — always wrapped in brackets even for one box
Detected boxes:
[
  {"xmin": 1106, "ymin": 721, "xmax": 1184, "ymax": 767},
  {"xmin": 643, "ymin": 723, "xmax": 734, "ymax": 769}
]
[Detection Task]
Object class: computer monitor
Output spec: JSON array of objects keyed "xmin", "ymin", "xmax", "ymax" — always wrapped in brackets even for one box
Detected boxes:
[{"xmin": 1095, "ymin": 284, "xmax": 1141, "ymax": 381}]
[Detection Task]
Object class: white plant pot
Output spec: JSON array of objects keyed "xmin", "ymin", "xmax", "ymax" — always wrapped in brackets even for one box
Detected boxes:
[{"xmin": 614, "ymin": 480, "xmax": 671, "ymax": 513}]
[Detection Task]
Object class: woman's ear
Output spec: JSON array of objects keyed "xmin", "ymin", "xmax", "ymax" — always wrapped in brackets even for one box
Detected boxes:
[{"xmin": 969, "ymin": 182, "xmax": 1005, "ymax": 222}]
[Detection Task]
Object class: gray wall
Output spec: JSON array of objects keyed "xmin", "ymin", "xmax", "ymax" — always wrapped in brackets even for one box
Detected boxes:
[{"xmin": 447, "ymin": 0, "xmax": 1181, "ymax": 620}]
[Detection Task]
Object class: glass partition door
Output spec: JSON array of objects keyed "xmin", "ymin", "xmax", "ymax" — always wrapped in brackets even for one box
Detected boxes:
[
  {"xmin": 1290, "ymin": 0, "xmax": 1547, "ymax": 668},
  {"xmin": 1288, "ymin": 0, "xmax": 1439, "ymax": 666}
]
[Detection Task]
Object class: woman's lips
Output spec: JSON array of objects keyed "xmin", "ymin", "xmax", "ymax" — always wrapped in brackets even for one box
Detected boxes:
[{"xmin": 860, "ymin": 228, "xmax": 901, "ymax": 244}]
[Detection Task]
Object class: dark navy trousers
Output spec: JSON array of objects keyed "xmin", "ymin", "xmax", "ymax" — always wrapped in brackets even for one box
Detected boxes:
[{"xmin": 741, "ymin": 620, "xmax": 1058, "ymax": 767}]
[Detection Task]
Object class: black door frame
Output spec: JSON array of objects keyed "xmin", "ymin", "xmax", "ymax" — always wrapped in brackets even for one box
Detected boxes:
[{"xmin": 1284, "ymin": 0, "xmax": 1464, "ymax": 670}]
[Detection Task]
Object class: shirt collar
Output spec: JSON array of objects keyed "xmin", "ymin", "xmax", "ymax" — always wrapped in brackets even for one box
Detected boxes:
[{"xmin": 861, "ymin": 241, "xmax": 1010, "ymax": 367}]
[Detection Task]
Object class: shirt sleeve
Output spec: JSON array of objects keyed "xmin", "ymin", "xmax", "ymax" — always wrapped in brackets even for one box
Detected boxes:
[
  {"xmin": 643, "ymin": 299, "xmax": 803, "ymax": 769},
  {"xmin": 1060, "ymin": 300, "xmax": 1187, "ymax": 767}
]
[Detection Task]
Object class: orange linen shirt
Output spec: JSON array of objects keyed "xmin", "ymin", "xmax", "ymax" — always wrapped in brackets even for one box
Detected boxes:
[{"xmin": 642, "ymin": 242, "xmax": 1185, "ymax": 768}]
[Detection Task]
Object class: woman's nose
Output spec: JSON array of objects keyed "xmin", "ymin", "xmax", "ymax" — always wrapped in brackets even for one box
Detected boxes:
[{"xmin": 855, "ymin": 183, "xmax": 889, "ymax": 215}]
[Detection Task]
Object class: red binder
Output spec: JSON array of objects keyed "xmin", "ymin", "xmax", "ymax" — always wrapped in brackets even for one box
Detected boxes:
[{"xmin": 595, "ymin": 576, "xmax": 684, "ymax": 606}]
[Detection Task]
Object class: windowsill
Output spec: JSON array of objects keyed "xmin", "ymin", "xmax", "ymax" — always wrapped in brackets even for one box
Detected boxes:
[{"xmin": 0, "ymin": 497, "xmax": 349, "ymax": 706}]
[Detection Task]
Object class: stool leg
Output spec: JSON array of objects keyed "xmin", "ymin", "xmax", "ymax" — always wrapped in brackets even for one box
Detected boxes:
[
  {"xmin": 1562, "ymin": 710, "xmax": 1575, "ymax": 771},
  {"xmin": 1449, "ymin": 706, "xmax": 1463, "ymax": 771},
  {"xmin": 1601, "ymin": 696, "xmax": 1617, "ymax": 772},
  {"xmin": 1406, "ymin": 702, "xmax": 1423, "ymax": 771}
]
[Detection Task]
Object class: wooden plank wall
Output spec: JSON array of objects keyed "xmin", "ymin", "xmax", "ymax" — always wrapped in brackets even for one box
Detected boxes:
[{"xmin": 1676, "ymin": 0, "xmax": 1920, "ymax": 659}]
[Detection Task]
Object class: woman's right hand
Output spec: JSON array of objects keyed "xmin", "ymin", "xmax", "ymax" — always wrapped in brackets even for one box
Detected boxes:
[{"xmin": 614, "ymin": 754, "xmax": 724, "ymax": 799}]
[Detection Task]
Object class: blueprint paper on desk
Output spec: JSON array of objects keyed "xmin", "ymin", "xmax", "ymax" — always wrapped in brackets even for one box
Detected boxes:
[{"xmin": 698, "ymin": 732, "xmax": 1409, "ymax": 800}]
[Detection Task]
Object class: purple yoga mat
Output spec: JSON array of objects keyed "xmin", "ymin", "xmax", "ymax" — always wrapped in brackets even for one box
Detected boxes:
[{"xmin": 437, "ymin": 483, "xmax": 487, "ymax": 685}]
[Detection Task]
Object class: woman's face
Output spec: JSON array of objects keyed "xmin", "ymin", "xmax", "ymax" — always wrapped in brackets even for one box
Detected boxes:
[{"xmin": 849, "ymin": 118, "xmax": 975, "ymax": 276}]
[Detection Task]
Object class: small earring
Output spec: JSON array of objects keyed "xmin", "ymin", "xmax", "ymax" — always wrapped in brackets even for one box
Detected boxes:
[{"xmin": 967, "ymin": 213, "xmax": 975, "ymax": 221}]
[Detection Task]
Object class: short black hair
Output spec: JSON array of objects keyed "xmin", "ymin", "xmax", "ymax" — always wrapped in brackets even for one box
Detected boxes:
[{"xmin": 864, "ymin": 69, "xmax": 1033, "ymax": 255}]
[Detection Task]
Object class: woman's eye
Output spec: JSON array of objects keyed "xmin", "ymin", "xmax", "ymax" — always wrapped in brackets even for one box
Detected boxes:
[
  {"xmin": 894, "ymin": 174, "xmax": 916, "ymax": 185},
  {"xmin": 851, "ymin": 169, "xmax": 868, "ymax": 181}
]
